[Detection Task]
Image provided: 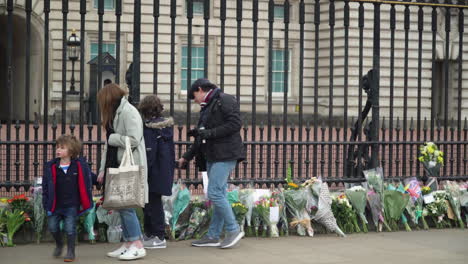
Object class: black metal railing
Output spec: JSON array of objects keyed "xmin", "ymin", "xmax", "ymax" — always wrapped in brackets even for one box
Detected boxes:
[{"xmin": 1, "ymin": 0, "xmax": 468, "ymax": 196}]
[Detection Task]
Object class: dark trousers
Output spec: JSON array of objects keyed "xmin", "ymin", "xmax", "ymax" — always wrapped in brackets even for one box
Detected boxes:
[{"xmin": 143, "ymin": 192, "xmax": 165, "ymax": 239}]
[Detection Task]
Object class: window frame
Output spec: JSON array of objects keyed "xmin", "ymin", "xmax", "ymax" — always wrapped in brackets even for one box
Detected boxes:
[
  {"xmin": 181, "ymin": 46, "xmax": 206, "ymax": 92},
  {"xmin": 271, "ymin": 49, "xmax": 292, "ymax": 97}
]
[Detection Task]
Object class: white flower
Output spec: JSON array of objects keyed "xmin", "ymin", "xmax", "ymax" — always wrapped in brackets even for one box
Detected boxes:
[
  {"xmin": 434, "ymin": 150, "xmax": 440, "ymax": 157},
  {"xmin": 349, "ymin": 186, "xmax": 366, "ymax": 192}
]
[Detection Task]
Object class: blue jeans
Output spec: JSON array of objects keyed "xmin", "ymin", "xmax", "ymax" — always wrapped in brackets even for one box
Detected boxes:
[
  {"xmin": 48, "ymin": 207, "xmax": 78, "ymax": 235},
  {"xmin": 206, "ymin": 160, "xmax": 239, "ymax": 239},
  {"xmin": 118, "ymin": 208, "xmax": 143, "ymax": 242}
]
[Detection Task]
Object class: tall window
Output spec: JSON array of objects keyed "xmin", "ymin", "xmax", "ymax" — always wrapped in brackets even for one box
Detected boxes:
[
  {"xmin": 181, "ymin": 47, "xmax": 205, "ymax": 91},
  {"xmin": 272, "ymin": 49, "xmax": 291, "ymax": 94},
  {"xmin": 186, "ymin": 0, "xmax": 205, "ymax": 15},
  {"xmin": 94, "ymin": 0, "xmax": 115, "ymax": 10},
  {"xmin": 90, "ymin": 43, "xmax": 116, "ymax": 59}
]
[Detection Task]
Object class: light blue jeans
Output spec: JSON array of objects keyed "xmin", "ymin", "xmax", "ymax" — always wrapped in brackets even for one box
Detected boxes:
[
  {"xmin": 206, "ymin": 160, "xmax": 239, "ymax": 239},
  {"xmin": 118, "ymin": 208, "xmax": 143, "ymax": 242}
]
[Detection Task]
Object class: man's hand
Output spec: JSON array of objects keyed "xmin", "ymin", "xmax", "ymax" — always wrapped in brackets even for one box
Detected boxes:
[
  {"xmin": 97, "ymin": 171, "xmax": 105, "ymax": 184},
  {"xmin": 198, "ymin": 129, "xmax": 213, "ymax": 139},
  {"xmin": 177, "ymin": 158, "xmax": 188, "ymax": 169}
]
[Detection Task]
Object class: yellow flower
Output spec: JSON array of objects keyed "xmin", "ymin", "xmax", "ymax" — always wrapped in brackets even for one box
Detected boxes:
[
  {"xmin": 288, "ymin": 182, "xmax": 299, "ymax": 188},
  {"xmin": 427, "ymin": 146, "xmax": 435, "ymax": 154},
  {"xmin": 437, "ymin": 156, "xmax": 444, "ymax": 164},
  {"xmin": 418, "ymin": 156, "xmax": 425, "ymax": 162},
  {"xmin": 0, "ymin": 198, "xmax": 8, "ymax": 203}
]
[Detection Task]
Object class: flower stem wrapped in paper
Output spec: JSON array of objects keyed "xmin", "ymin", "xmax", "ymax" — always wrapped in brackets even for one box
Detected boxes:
[
  {"xmin": 384, "ymin": 185, "xmax": 410, "ymax": 231},
  {"xmin": 345, "ymin": 186, "xmax": 368, "ymax": 232},
  {"xmin": 395, "ymin": 183, "xmax": 412, "ymax": 232},
  {"xmin": 239, "ymin": 188, "xmax": 255, "ymax": 236},
  {"xmin": 96, "ymin": 206, "xmax": 122, "ymax": 243},
  {"xmin": 271, "ymin": 190, "xmax": 289, "ymax": 236},
  {"xmin": 331, "ymin": 194, "xmax": 361, "ymax": 233},
  {"xmin": 367, "ymin": 190, "xmax": 392, "ymax": 231},
  {"xmin": 443, "ymin": 181, "xmax": 465, "ymax": 228},
  {"xmin": 308, "ymin": 179, "xmax": 345, "ymax": 237},
  {"xmin": 32, "ymin": 178, "xmax": 46, "ymax": 243},
  {"xmin": 284, "ymin": 188, "xmax": 313, "ymax": 236},
  {"xmin": 170, "ymin": 186, "xmax": 191, "ymax": 240},
  {"xmin": 83, "ymin": 203, "xmax": 97, "ymax": 243}
]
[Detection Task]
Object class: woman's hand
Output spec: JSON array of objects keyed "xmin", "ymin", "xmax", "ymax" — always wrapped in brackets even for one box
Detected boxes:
[{"xmin": 97, "ymin": 171, "xmax": 105, "ymax": 184}]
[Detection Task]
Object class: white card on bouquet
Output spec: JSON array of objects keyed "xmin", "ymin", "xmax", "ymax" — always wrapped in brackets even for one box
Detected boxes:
[
  {"xmin": 423, "ymin": 193, "xmax": 435, "ymax": 204},
  {"xmin": 269, "ymin": 206, "xmax": 280, "ymax": 223}
]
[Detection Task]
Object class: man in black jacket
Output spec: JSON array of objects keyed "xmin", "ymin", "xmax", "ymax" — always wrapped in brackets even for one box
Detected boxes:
[{"xmin": 178, "ymin": 78, "xmax": 245, "ymax": 249}]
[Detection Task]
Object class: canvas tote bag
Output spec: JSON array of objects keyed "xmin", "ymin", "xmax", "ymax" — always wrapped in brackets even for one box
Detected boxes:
[{"xmin": 102, "ymin": 136, "xmax": 146, "ymax": 209}]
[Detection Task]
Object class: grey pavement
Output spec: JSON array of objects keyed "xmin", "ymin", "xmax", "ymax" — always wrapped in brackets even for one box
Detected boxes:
[{"xmin": 0, "ymin": 229, "xmax": 467, "ymax": 264}]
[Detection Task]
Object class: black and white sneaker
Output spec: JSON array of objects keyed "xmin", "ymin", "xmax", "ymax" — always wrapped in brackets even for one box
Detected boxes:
[{"xmin": 191, "ymin": 236, "xmax": 221, "ymax": 247}]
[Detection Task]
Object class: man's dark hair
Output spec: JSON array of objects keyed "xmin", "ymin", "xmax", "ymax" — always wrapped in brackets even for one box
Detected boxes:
[
  {"xmin": 104, "ymin": 79, "xmax": 112, "ymax": 86},
  {"xmin": 188, "ymin": 78, "xmax": 218, "ymax": 99}
]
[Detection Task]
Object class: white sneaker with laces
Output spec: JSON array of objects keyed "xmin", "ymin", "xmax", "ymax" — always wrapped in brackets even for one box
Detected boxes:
[
  {"xmin": 118, "ymin": 245, "xmax": 146, "ymax": 260},
  {"xmin": 107, "ymin": 245, "xmax": 128, "ymax": 258}
]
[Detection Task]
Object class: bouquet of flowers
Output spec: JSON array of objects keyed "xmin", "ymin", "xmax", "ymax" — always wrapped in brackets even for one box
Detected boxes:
[
  {"xmin": 367, "ymin": 190, "xmax": 391, "ymax": 231},
  {"xmin": 310, "ymin": 180, "xmax": 345, "ymax": 237},
  {"xmin": 345, "ymin": 186, "xmax": 368, "ymax": 232},
  {"xmin": 443, "ymin": 181, "xmax": 465, "ymax": 228},
  {"xmin": 96, "ymin": 206, "xmax": 122, "ymax": 243},
  {"xmin": 331, "ymin": 194, "xmax": 361, "ymax": 233},
  {"xmin": 271, "ymin": 190, "xmax": 289, "ymax": 236},
  {"xmin": 239, "ymin": 188, "xmax": 255, "ymax": 236},
  {"xmin": 178, "ymin": 200, "xmax": 208, "ymax": 240},
  {"xmin": 231, "ymin": 202, "xmax": 248, "ymax": 232},
  {"xmin": 7, "ymin": 194, "xmax": 32, "ymax": 215},
  {"xmin": 284, "ymin": 189, "xmax": 313, "ymax": 236},
  {"xmin": 384, "ymin": 185, "xmax": 410, "ymax": 231},
  {"xmin": 32, "ymin": 182, "xmax": 46, "ymax": 243},
  {"xmin": 253, "ymin": 197, "xmax": 280, "ymax": 238},
  {"xmin": 3, "ymin": 209, "xmax": 29, "ymax": 246},
  {"xmin": 170, "ymin": 186, "xmax": 191, "ymax": 239},
  {"xmin": 418, "ymin": 142, "xmax": 444, "ymax": 177},
  {"xmin": 424, "ymin": 190, "xmax": 450, "ymax": 229},
  {"xmin": 404, "ymin": 178, "xmax": 429, "ymax": 230},
  {"xmin": 0, "ymin": 208, "xmax": 6, "ymax": 247}
]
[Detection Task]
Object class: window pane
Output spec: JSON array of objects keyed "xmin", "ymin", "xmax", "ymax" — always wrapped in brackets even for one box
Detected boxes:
[
  {"xmin": 274, "ymin": 5, "xmax": 284, "ymax": 19},
  {"xmin": 193, "ymin": 1, "xmax": 204, "ymax": 14},
  {"xmin": 105, "ymin": 0, "xmax": 114, "ymax": 10}
]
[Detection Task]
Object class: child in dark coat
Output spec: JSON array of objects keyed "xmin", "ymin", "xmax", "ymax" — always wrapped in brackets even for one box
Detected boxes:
[
  {"xmin": 42, "ymin": 135, "xmax": 93, "ymax": 262},
  {"xmin": 139, "ymin": 95, "xmax": 175, "ymax": 249}
]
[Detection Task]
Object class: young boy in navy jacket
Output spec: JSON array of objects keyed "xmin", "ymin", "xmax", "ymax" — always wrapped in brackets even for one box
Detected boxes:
[{"xmin": 42, "ymin": 135, "xmax": 93, "ymax": 262}]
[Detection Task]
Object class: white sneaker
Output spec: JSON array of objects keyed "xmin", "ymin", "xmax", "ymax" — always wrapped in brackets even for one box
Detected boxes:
[
  {"xmin": 107, "ymin": 245, "xmax": 128, "ymax": 258},
  {"xmin": 118, "ymin": 245, "xmax": 146, "ymax": 260}
]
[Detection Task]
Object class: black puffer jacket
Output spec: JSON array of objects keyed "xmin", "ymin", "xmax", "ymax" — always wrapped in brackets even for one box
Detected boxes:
[{"xmin": 183, "ymin": 90, "xmax": 245, "ymax": 163}]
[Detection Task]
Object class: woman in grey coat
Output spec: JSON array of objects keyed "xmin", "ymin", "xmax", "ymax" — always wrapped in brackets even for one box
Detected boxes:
[{"xmin": 97, "ymin": 83, "xmax": 148, "ymax": 260}]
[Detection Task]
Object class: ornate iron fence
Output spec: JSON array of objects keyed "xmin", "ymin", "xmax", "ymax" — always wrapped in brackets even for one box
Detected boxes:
[{"xmin": 0, "ymin": 0, "xmax": 467, "ymax": 195}]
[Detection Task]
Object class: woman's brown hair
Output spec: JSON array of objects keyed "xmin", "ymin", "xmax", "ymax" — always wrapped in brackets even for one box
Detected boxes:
[
  {"xmin": 56, "ymin": 134, "xmax": 82, "ymax": 159},
  {"xmin": 97, "ymin": 83, "xmax": 126, "ymax": 128},
  {"xmin": 139, "ymin": 95, "xmax": 164, "ymax": 120}
]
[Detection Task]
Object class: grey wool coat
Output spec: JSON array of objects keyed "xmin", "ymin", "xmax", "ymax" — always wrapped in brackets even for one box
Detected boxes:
[{"xmin": 99, "ymin": 97, "xmax": 149, "ymax": 204}]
